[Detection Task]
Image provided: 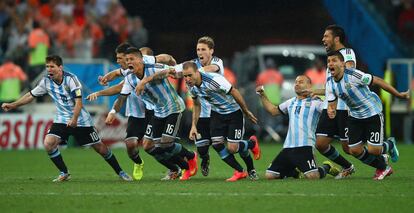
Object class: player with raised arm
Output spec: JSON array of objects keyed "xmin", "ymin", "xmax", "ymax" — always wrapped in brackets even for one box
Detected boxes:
[
  {"xmin": 257, "ymin": 75, "xmax": 340, "ymax": 180},
  {"xmin": 310, "ymin": 25, "xmax": 358, "ymax": 179},
  {"xmin": 86, "ymin": 44, "xmax": 157, "ymax": 180},
  {"xmin": 119, "ymin": 47, "xmax": 198, "ymax": 181},
  {"xmin": 2, "ymin": 55, "xmax": 132, "ymax": 182},
  {"xmin": 326, "ymin": 51, "xmax": 408, "ymax": 180},
  {"xmin": 181, "ymin": 61, "xmax": 260, "ymax": 181}
]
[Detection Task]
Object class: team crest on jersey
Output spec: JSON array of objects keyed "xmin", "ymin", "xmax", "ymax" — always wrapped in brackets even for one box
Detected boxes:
[
  {"xmin": 64, "ymin": 85, "xmax": 70, "ymax": 92},
  {"xmin": 345, "ymin": 83, "xmax": 351, "ymax": 89}
]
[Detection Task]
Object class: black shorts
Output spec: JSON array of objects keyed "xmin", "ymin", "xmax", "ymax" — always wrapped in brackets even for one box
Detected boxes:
[
  {"xmin": 144, "ymin": 113, "xmax": 182, "ymax": 141},
  {"xmin": 266, "ymin": 146, "xmax": 318, "ymax": 176},
  {"xmin": 47, "ymin": 123, "xmax": 101, "ymax": 146},
  {"xmin": 316, "ymin": 109, "xmax": 349, "ymax": 141},
  {"xmin": 210, "ymin": 110, "xmax": 244, "ymax": 142},
  {"xmin": 194, "ymin": 118, "xmax": 211, "ymax": 147},
  {"xmin": 126, "ymin": 110, "xmax": 154, "ymax": 141},
  {"xmin": 348, "ymin": 114, "xmax": 384, "ymax": 147}
]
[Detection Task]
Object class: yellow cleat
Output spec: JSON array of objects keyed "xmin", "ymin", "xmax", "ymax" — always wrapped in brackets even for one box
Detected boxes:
[{"xmin": 133, "ymin": 160, "xmax": 144, "ymax": 181}]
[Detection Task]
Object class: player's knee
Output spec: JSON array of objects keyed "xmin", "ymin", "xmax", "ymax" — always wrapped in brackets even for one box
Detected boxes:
[
  {"xmin": 265, "ymin": 172, "xmax": 281, "ymax": 180},
  {"xmin": 92, "ymin": 143, "xmax": 108, "ymax": 155},
  {"xmin": 44, "ymin": 136, "xmax": 59, "ymax": 151},
  {"xmin": 142, "ymin": 139, "xmax": 154, "ymax": 151},
  {"xmin": 161, "ymin": 135, "xmax": 175, "ymax": 143},
  {"xmin": 349, "ymin": 146, "xmax": 363, "ymax": 156},
  {"xmin": 305, "ymin": 171, "xmax": 320, "ymax": 179},
  {"xmin": 341, "ymin": 142, "xmax": 351, "ymax": 154},
  {"xmin": 227, "ymin": 143, "xmax": 238, "ymax": 154},
  {"xmin": 125, "ymin": 143, "xmax": 137, "ymax": 156},
  {"xmin": 315, "ymin": 142, "xmax": 329, "ymax": 152},
  {"xmin": 367, "ymin": 146, "xmax": 382, "ymax": 155}
]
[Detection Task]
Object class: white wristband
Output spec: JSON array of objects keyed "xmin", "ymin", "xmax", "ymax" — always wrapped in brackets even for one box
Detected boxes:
[{"xmin": 109, "ymin": 109, "xmax": 116, "ymax": 114}]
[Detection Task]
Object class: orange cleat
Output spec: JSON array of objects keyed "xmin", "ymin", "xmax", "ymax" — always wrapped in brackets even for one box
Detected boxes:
[
  {"xmin": 180, "ymin": 169, "xmax": 191, "ymax": 181},
  {"xmin": 250, "ymin": 135, "xmax": 261, "ymax": 160},
  {"xmin": 226, "ymin": 170, "xmax": 248, "ymax": 182},
  {"xmin": 188, "ymin": 152, "xmax": 198, "ymax": 176}
]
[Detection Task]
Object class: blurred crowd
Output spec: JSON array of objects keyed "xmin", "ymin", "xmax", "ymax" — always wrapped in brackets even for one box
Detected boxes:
[
  {"xmin": 376, "ymin": 0, "xmax": 414, "ymax": 44},
  {"xmin": 0, "ymin": 0, "xmax": 148, "ymax": 108},
  {"xmin": 0, "ymin": 0, "xmax": 148, "ymax": 80}
]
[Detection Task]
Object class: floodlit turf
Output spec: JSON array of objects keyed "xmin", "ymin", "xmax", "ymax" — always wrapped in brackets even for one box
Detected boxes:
[{"xmin": 1, "ymin": 143, "xmax": 413, "ymax": 212}]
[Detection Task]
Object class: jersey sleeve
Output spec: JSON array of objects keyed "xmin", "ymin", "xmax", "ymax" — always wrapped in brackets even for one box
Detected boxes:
[
  {"xmin": 213, "ymin": 74, "xmax": 232, "ymax": 93},
  {"xmin": 211, "ymin": 57, "xmax": 225, "ymax": 75},
  {"xmin": 326, "ymin": 79, "xmax": 337, "ymax": 102},
  {"xmin": 313, "ymin": 97, "xmax": 324, "ymax": 113},
  {"xmin": 143, "ymin": 55, "xmax": 156, "ymax": 64},
  {"xmin": 339, "ymin": 48, "xmax": 356, "ymax": 66},
  {"xmin": 68, "ymin": 75, "xmax": 83, "ymax": 98},
  {"xmin": 278, "ymin": 98, "xmax": 293, "ymax": 115},
  {"xmin": 349, "ymin": 69, "xmax": 373, "ymax": 86},
  {"xmin": 30, "ymin": 78, "xmax": 48, "ymax": 97}
]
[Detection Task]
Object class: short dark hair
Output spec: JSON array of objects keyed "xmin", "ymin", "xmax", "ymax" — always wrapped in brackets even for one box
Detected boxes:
[
  {"xmin": 325, "ymin": 25, "xmax": 345, "ymax": 44},
  {"xmin": 116, "ymin": 43, "xmax": 132, "ymax": 54},
  {"xmin": 125, "ymin": 47, "xmax": 143, "ymax": 58},
  {"xmin": 139, "ymin": 47, "xmax": 153, "ymax": 56},
  {"xmin": 327, "ymin": 51, "xmax": 344, "ymax": 61},
  {"xmin": 183, "ymin": 61, "xmax": 198, "ymax": 71},
  {"xmin": 197, "ymin": 36, "xmax": 215, "ymax": 49},
  {"xmin": 46, "ymin": 55, "xmax": 63, "ymax": 66}
]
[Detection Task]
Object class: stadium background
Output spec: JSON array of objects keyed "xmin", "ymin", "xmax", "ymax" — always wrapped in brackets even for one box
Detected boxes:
[{"xmin": 0, "ymin": 0, "xmax": 413, "ymax": 212}]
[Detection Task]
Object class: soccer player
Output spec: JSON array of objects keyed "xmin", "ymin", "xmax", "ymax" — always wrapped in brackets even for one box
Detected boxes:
[
  {"xmin": 97, "ymin": 44, "xmax": 177, "ymax": 86},
  {"xmin": 257, "ymin": 75, "xmax": 340, "ymax": 180},
  {"xmin": 312, "ymin": 25, "xmax": 357, "ymax": 179},
  {"xmin": 182, "ymin": 61, "xmax": 260, "ymax": 182},
  {"xmin": 326, "ymin": 51, "xmax": 408, "ymax": 180},
  {"xmin": 119, "ymin": 47, "xmax": 197, "ymax": 181},
  {"xmin": 1, "ymin": 55, "xmax": 132, "ymax": 182},
  {"xmin": 86, "ymin": 44, "xmax": 155, "ymax": 180}
]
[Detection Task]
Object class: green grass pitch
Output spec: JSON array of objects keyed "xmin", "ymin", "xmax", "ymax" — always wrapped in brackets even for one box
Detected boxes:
[{"xmin": 1, "ymin": 143, "xmax": 413, "ymax": 212}]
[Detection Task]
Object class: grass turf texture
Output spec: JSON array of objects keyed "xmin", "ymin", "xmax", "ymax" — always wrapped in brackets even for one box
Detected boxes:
[{"xmin": 1, "ymin": 143, "xmax": 413, "ymax": 212}]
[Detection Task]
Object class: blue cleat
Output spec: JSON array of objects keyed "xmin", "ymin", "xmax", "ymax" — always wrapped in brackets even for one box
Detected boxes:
[
  {"xmin": 119, "ymin": 171, "xmax": 133, "ymax": 181},
  {"xmin": 387, "ymin": 137, "xmax": 399, "ymax": 163}
]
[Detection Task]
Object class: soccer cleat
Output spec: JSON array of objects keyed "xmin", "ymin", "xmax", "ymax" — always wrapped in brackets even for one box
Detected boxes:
[
  {"xmin": 387, "ymin": 137, "xmax": 399, "ymax": 163},
  {"xmin": 53, "ymin": 172, "xmax": 71, "ymax": 182},
  {"xmin": 119, "ymin": 171, "xmax": 133, "ymax": 181},
  {"xmin": 201, "ymin": 158, "xmax": 210, "ymax": 176},
  {"xmin": 250, "ymin": 135, "xmax": 261, "ymax": 160},
  {"xmin": 161, "ymin": 169, "xmax": 181, "ymax": 181},
  {"xmin": 226, "ymin": 170, "xmax": 248, "ymax": 182},
  {"xmin": 133, "ymin": 160, "xmax": 144, "ymax": 180},
  {"xmin": 373, "ymin": 165, "xmax": 393, "ymax": 180},
  {"xmin": 322, "ymin": 161, "xmax": 340, "ymax": 177},
  {"xmin": 180, "ymin": 169, "xmax": 191, "ymax": 181},
  {"xmin": 248, "ymin": 169, "xmax": 259, "ymax": 180},
  {"xmin": 188, "ymin": 152, "xmax": 198, "ymax": 176},
  {"xmin": 335, "ymin": 164, "xmax": 355, "ymax": 179}
]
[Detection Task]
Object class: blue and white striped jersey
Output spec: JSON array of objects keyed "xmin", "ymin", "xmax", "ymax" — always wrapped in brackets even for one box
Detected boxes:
[
  {"xmin": 323, "ymin": 48, "xmax": 356, "ymax": 110},
  {"xmin": 193, "ymin": 56, "xmax": 224, "ymax": 118},
  {"xmin": 279, "ymin": 97, "xmax": 323, "ymax": 148},
  {"xmin": 326, "ymin": 68, "xmax": 382, "ymax": 119},
  {"xmin": 120, "ymin": 64, "xmax": 185, "ymax": 118},
  {"xmin": 119, "ymin": 67, "xmax": 154, "ymax": 118},
  {"xmin": 143, "ymin": 55, "xmax": 156, "ymax": 65},
  {"xmin": 189, "ymin": 72, "xmax": 240, "ymax": 114},
  {"xmin": 30, "ymin": 72, "xmax": 93, "ymax": 126}
]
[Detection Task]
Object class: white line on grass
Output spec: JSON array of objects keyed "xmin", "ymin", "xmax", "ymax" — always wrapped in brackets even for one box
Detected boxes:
[{"xmin": 0, "ymin": 192, "xmax": 408, "ymax": 197}]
